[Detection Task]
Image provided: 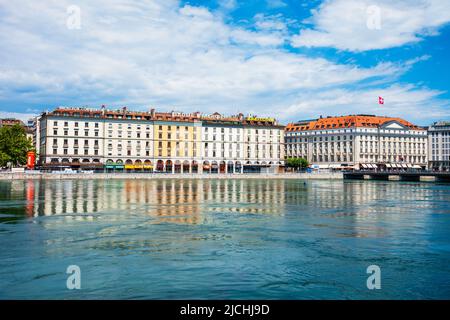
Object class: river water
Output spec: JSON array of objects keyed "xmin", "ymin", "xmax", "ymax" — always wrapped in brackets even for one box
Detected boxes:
[{"xmin": 0, "ymin": 179, "xmax": 449, "ymax": 299}]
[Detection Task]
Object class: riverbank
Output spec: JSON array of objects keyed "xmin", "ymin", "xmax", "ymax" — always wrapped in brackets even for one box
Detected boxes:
[{"xmin": 0, "ymin": 172, "xmax": 343, "ymax": 180}]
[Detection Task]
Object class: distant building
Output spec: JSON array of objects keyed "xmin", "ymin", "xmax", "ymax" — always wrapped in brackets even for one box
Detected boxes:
[
  {"xmin": 0, "ymin": 118, "xmax": 35, "ymax": 145},
  {"xmin": 428, "ymin": 121, "xmax": 450, "ymax": 171},
  {"xmin": 37, "ymin": 106, "xmax": 285, "ymax": 173},
  {"xmin": 285, "ymin": 115, "xmax": 427, "ymax": 170},
  {"xmin": 26, "ymin": 117, "xmax": 40, "ymax": 153},
  {"xmin": 0, "ymin": 118, "xmax": 25, "ymax": 127}
]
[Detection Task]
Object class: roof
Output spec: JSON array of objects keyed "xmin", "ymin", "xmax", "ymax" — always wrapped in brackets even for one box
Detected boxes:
[
  {"xmin": 285, "ymin": 115, "xmax": 422, "ymax": 132},
  {"xmin": 0, "ymin": 118, "xmax": 25, "ymax": 127}
]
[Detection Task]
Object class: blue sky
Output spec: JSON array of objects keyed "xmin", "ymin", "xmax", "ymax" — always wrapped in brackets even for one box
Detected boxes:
[{"xmin": 0, "ymin": 0, "xmax": 449, "ymax": 125}]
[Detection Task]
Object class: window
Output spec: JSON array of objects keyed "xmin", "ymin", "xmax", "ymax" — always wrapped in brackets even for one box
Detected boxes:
[
  {"xmin": 53, "ymin": 121, "xmax": 58, "ymax": 126},
  {"xmin": 85, "ymin": 122, "xmax": 89, "ymax": 128}
]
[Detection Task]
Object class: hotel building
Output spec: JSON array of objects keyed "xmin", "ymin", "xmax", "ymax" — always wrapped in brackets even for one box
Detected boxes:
[
  {"xmin": 37, "ymin": 106, "xmax": 284, "ymax": 173},
  {"xmin": 201, "ymin": 113, "xmax": 284, "ymax": 173},
  {"xmin": 428, "ymin": 121, "xmax": 450, "ymax": 171},
  {"xmin": 285, "ymin": 115, "xmax": 427, "ymax": 170}
]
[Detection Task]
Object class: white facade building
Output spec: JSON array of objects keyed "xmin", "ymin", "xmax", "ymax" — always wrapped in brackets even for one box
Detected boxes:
[
  {"xmin": 428, "ymin": 121, "xmax": 450, "ymax": 171},
  {"xmin": 285, "ymin": 115, "xmax": 427, "ymax": 170},
  {"xmin": 200, "ymin": 114, "xmax": 284, "ymax": 173},
  {"xmin": 38, "ymin": 107, "xmax": 285, "ymax": 173}
]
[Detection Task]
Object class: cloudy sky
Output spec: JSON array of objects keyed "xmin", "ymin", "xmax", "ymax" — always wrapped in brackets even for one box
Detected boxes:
[{"xmin": 0, "ymin": 0, "xmax": 449, "ymax": 125}]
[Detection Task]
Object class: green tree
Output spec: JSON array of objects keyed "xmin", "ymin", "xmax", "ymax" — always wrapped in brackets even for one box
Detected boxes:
[
  {"xmin": 285, "ymin": 157, "xmax": 309, "ymax": 172},
  {"xmin": 0, "ymin": 124, "xmax": 33, "ymax": 167}
]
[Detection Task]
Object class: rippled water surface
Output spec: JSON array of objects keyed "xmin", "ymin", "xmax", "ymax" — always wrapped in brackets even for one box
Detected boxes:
[{"xmin": 0, "ymin": 179, "xmax": 449, "ymax": 299}]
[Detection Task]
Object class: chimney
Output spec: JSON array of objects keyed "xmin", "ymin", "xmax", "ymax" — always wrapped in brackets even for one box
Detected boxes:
[
  {"xmin": 122, "ymin": 106, "xmax": 127, "ymax": 114},
  {"xmin": 150, "ymin": 108, "xmax": 155, "ymax": 117}
]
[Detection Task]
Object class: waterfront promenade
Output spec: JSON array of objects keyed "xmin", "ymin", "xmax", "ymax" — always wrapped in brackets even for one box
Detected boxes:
[{"xmin": 0, "ymin": 172, "xmax": 342, "ymax": 180}]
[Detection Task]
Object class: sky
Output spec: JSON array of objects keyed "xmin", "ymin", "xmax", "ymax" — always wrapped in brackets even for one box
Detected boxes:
[{"xmin": 0, "ymin": 0, "xmax": 449, "ymax": 125}]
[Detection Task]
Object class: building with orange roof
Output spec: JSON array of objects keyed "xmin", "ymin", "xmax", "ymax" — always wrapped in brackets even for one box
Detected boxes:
[
  {"xmin": 285, "ymin": 114, "xmax": 428, "ymax": 170},
  {"xmin": 37, "ymin": 106, "xmax": 285, "ymax": 173}
]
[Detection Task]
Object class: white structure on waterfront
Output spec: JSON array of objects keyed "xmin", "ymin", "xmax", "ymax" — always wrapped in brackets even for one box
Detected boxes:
[
  {"xmin": 201, "ymin": 114, "xmax": 284, "ymax": 173},
  {"xmin": 428, "ymin": 121, "xmax": 450, "ymax": 171},
  {"xmin": 285, "ymin": 115, "xmax": 428, "ymax": 170},
  {"xmin": 38, "ymin": 107, "xmax": 285, "ymax": 173}
]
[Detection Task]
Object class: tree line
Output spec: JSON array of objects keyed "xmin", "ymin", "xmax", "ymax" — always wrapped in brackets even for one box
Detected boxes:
[{"xmin": 285, "ymin": 157, "xmax": 309, "ymax": 171}]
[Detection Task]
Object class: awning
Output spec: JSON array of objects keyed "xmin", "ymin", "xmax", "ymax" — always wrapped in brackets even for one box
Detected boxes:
[
  {"xmin": 134, "ymin": 164, "xmax": 144, "ymax": 169},
  {"xmin": 386, "ymin": 163, "xmax": 392, "ymax": 168},
  {"xmin": 143, "ymin": 165, "xmax": 153, "ymax": 169},
  {"xmin": 318, "ymin": 164, "xmax": 329, "ymax": 169},
  {"xmin": 372, "ymin": 164, "xmax": 378, "ymax": 169},
  {"xmin": 329, "ymin": 164, "xmax": 341, "ymax": 168},
  {"xmin": 361, "ymin": 164, "xmax": 367, "ymax": 168},
  {"xmin": 407, "ymin": 164, "xmax": 412, "ymax": 168},
  {"xmin": 413, "ymin": 165, "xmax": 421, "ymax": 169},
  {"xmin": 402, "ymin": 164, "xmax": 408, "ymax": 168},
  {"xmin": 125, "ymin": 165, "xmax": 135, "ymax": 169}
]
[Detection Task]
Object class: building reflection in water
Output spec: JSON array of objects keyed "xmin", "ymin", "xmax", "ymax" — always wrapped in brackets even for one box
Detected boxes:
[
  {"xmin": 7, "ymin": 179, "xmax": 287, "ymax": 225},
  {"xmin": 2, "ymin": 179, "xmax": 447, "ymax": 229}
]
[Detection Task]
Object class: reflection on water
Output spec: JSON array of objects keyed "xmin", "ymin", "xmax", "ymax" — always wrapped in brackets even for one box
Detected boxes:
[
  {"xmin": 0, "ymin": 179, "xmax": 449, "ymax": 299},
  {"xmin": 0, "ymin": 179, "xmax": 287, "ymax": 224}
]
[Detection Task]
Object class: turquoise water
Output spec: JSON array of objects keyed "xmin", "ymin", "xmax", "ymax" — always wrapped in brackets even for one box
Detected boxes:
[{"xmin": 0, "ymin": 179, "xmax": 449, "ymax": 299}]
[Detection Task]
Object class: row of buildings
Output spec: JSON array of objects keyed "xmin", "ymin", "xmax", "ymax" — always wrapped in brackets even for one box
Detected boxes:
[
  {"xmin": 14, "ymin": 106, "xmax": 450, "ymax": 172},
  {"xmin": 35, "ymin": 107, "xmax": 284, "ymax": 173}
]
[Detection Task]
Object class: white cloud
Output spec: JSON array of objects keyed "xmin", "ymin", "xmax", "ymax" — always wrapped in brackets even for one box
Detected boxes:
[
  {"xmin": 254, "ymin": 13, "xmax": 288, "ymax": 31},
  {"xmin": 0, "ymin": 0, "xmax": 448, "ymax": 125},
  {"xmin": 219, "ymin": 0, "xmax": 238, "ymax": 11},
  {"xmin": 266, "ymin": 0, "xmax": 287, "ymax": 9},
  {"xmin": 291, "ymin": 0, "xmax": 450, "ymax": 51}
]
